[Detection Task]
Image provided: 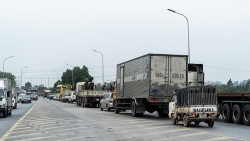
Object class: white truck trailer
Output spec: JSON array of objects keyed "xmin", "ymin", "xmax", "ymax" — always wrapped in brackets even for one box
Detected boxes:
[
  {"xmin": 114, "ymin": 54, "xmax": 188, "ymax": 117},
  {"xmin": 0, "ymin": 78, "xmax": 13, "ymax": 117}
]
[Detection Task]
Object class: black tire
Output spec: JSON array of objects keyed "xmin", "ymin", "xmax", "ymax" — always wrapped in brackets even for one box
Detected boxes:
[
  {"xmin": 183, "ymin": 115, "xmax": 189, "ymax": 127},
  {"xmin": 100, "ymin": 104, "xmax": 103, "ymax": 111},
  {"xmin": 3, "ymin": 109, "xmax": 7, "ymax": 118},
  {"xmin": 232, "ymin": 104, "xmax": 242, "ymax": 124},
  {"xmin": 83, "ymin": 98, "xmax": 87, "ymax": 107},
  {"xmin": 114, "ymin": 100, "xmax": 120, "ymax": 114},
  {"xmin": 106, "ymin": 105, "xmax": 110, "ymax": 112},
  {"xmin": 157, "ymin": 109, "xmax": 168, "ymax": 118},
  {"xmin": 243, "ymin": 104, "xmax": 250, "ymax": 126},
  {"xmin": 131, "ymin": 101, "xmax": 137, "ymax": 117},
  {"xmin": 9, "ymin": 112, "xmax": 11, "ymax": 116},
  {"xmin": 216, "ymin": 114, "xmax": 220, "ymax": 118},
  {"xmin": 208, "ymin": 119, "xmax": 214, "ymax": 127},
  {"xmin": 171, "ymin": 114, "xmax": 176, "ymax": 125},
  {"xmin": 222, "ymin": 103, "xmax": 232, "ymax": 123}
]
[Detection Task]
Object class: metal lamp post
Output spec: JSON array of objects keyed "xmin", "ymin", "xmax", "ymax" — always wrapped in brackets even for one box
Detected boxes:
[
  {"xmin": 65, "ymin": 63, "xmax": 74, "ymax": 89},
  {"xmin": 44, "ymin": 73, "xmax": 49, "ymax": 88},
  {"xmin": 3, "ymin": 56, "xmax": 14, "ymax": 78},
  {"xmin": 92, "ymin": 49, "xmax": 104, "ymax": 84},
  {"xmin": 168, "ymin": 9, "xmax": 190, "ymax": 63},
  {"xmin": 53, "ymin": 70, "xmax": 59, "ymax": 86},
  {"xmin": 21, "ymin": 66, "xmax": 28, "ymax": 90}
]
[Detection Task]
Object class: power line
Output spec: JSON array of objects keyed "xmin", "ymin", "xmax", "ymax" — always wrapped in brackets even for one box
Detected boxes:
[{"xmin": 204, "ymin": 65, "xmax": 250, "ymax": 72}]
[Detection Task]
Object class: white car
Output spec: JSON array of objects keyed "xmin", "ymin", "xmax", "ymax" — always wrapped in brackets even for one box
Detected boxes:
[
  {"xmin": 100, "ymin": 92, "xmax": 114, "ymax": 111},
  {"xmin": 12, "ymin": 98, "xmax": 16, "ymax": 109},
  {"xmin": 68, "ymin": 92, "xmax": 76, "ymax": 103},
  {"xmin": 18, "ymin": 94, "xmax": 26, "ymax": 103}
]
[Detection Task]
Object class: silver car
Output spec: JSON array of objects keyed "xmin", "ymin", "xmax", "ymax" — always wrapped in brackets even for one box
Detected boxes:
[{"xmin": 100, "ymin": 93, "xmax": 114, "ymax": 111}]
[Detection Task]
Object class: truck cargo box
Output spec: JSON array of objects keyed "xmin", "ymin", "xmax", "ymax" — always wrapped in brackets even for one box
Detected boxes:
[{"xmin": 116, "ymin": 54, "xmax": 188, "ymax": 101}]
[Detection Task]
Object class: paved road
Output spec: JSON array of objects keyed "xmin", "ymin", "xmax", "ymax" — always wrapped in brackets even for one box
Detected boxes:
[
  {"xmin": 0, "ymin": 98, "xmax": 249, "ymax": 141},
  {"xmin": 0, "ymin": 99, "xmax": 38, "ymax": 137}
]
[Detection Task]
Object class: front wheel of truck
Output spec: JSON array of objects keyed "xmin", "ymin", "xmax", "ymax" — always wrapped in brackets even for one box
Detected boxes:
[
  {"xmin": 171, "ymin": 114, "xmax": 176, "ymax": 125},
  {"xmin": 208, "ymin": 120, "xmax": 214, "ymax": 127},
  {"xmin": 183, "ymin": 115, "xmax": 189, "ymax": 127}
]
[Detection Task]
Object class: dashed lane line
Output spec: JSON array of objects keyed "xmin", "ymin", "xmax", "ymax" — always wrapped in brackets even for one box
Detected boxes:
[
  {"xmin": 0, "ymin": 101, "xmax": 39, "ymax": 141},
  {"xmin": 202, "ymin": 136, "xmax": 234, "ymax": 141}
]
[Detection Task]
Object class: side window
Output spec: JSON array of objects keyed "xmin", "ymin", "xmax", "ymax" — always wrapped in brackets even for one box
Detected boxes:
[
  {"xmin": 170, "ymin": 95, "xmax": 177, "ymax": 102},
  {"xmin": 107, "ymin": 94, "xmax": 111, "ymax": 98}
]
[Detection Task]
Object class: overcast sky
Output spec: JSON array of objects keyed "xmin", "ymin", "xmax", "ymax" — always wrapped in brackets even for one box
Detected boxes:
[{"xmin": 1, "ymin": 0, "xmax": 250, "ymax": 87}]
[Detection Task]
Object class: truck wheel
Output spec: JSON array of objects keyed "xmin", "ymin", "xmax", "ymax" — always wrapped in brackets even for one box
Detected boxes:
[
  {"xmin": 171, "ymin": 114, "xmax": 176, "ymax": 125},
  {"xmin": 208, "ymin": 119, "xmax": 214, "ymax": 127},
  {"xmin": 232, "ymin": 104, "xmax": 242, "ymax": 124},
  {"xmin": 83, "ymin": 98, "xmax": 88, "ymax": 107},
  {"xmin": 243, "ymin": 104, "xmax": 250, "ymax": 126},
  {"xmin": 183, "ymin": 115, "xmax": 189, "ymax": 127},
  {"xmin": 222, "ymin": 103, "xmax": 232, "ymax": 123},
  {"xmin": 106, "ymin": 105, "xmax": 110, "ymax": 112},
  {"xmin": 3, "ymin": 108, "xmax": 7, "ymax": 118},
  {"xmin": 157, "ymin": 109, "xmax": 168, "ymax": 118},
  {"xmin": 131, "ymin": 101, "xmax": 138, "ymax": 117}
]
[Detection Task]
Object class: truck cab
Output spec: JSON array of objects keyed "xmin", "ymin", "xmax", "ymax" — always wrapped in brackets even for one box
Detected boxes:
[
  {"xmin": 169, "ymin": 86, "xmax": 217, "ymax": 127},
  {"xmin": 0, "ymin": 78, "xmax": 13, "ymax": 118}
]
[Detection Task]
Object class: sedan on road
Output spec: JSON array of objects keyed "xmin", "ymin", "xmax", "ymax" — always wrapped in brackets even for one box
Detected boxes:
[
  {"xmin": 100, "ymin": 92, "xmax": 114, "ymax": 111},
  {"xmin": 18, "ymin": 94, "xmax": 26, "ymax": 103},
  {"xmin": 30, "ymin": 94, "xmax": 38, "ymax": 101},
  {"xmin": 21, "ymin": 95, "xmax": 32, "ymax": 104}
]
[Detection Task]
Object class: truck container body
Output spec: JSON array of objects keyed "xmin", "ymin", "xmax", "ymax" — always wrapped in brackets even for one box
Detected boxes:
[
  {"xmin": 44, "ymin": 89, "xmax": 51, "ymax": 98},
  {"xmin": 115, "ymin": 54, "xmax": 188, "ymax": 117},
  {"xmin": 76, "ymin": 82, "xmax": 106, "ymax": 107},
  {"xmin": 12, "ymin": 86, "xmax": 18, "ymax": 109},
  {"xmin": 38, "ymin": 90, "xmax": 45, "ymax": 97},
  {"xmin": 188, "ymin": 64, "xmax": 204, "ymax": 86},
  {"xmin": 169, "ymin": 86, "xmax": 217, "ymax": 127},
  {"xmin": 217, "ymin": 93, "xmax": 250, "ymax": 126},
  {"xmin": 0, "ymin": 78, "xmax": 13, "ymax": 117}
]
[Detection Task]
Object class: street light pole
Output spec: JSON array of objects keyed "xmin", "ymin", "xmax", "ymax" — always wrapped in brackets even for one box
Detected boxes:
[
  {"xmin": 65, "ymin": 63, "xmax": 74, "ymax": 89},
  {"xmin": 92, "ymin": 49, "xmax": 104, "ymax": 84},
  {"xmin": 21, "ymin": 66, "xmax": 28, "ymax": 90},
  {"xmin": 44, "ymin": 73, "xmax": 49, "ymax": 88},
  {"xmin": 3, "ymin": 56, "xmax": 14, "ymax": 78},
  {"xmin": 168, "ymin": 9, "xmax": 190, "ymax": 63}
]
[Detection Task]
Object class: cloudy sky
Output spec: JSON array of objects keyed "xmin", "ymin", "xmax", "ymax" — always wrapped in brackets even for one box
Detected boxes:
[{"xmin": 0, "ymin": 0, "xmax": 250, "ymax": 87}]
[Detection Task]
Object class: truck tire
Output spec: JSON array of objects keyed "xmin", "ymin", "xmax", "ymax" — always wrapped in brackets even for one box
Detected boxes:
[
  {"xmin": 106, "ymin": 105, "xmax": 110, "ymax": 112},
  {"xmin": 171, "ymin": 114, "xmax": 176, "ymax": 125},
  {"xmin": 232, "ymin": 104, "xmax": 242, "ymax": 124},
  {"xmin": 83, "ymin": 98, "xmax": 88, "ymax": 107},
  {"xmin": 100, "ymin": 104, "xmax": 103, "ymax": 111},
  {"xmin": 114, "ymin": 101, "xmax": 120, "ymax": 114},
  {"xmin": 243, "ymin": 104, "xmax": 250, "ymax": 126},
  {"xmin": 183, "ymin": 115, "xmax": 189, "ymax": 127},
  {"xmin": 222, "ymin": 103, "xmax": 232, "ymax": 123},
  {"xmin": 195, "ymin": 121, "xmax": 200, "ymax": 125},
  {"xmin": 130, "ymin": 101, "xmax": 143, "ymax": 117},
  {"xmin": 157, "ymin": 109, "xmax": 168, "ymax": 118},
  {"xmin": 3, "ymin": 108, "xmax": 7, "ymax": 118},
  {"xmin": 208, "ymin": 119, "xmax": 214, "ymax": 127}
]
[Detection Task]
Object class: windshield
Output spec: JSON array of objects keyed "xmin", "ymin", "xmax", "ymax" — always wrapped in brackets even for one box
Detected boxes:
[
  {"xmin": 23, "ymin": 96, "xmax": 30, "ymax": 98},
  {"xmin": 31, "ymin": 92, "xmax": 37, "ymax": 95},
  {"xmin": 31, "ymin": 94, "xmax": 36, "ymax": 96},
  {"xmin": 0, "ymin": 89, "xmax": 4, "ymax": 97}
]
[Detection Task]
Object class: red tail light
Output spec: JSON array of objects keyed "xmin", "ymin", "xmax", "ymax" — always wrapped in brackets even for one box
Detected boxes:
[
  {"xmin": 191, "ymin": 112, "xmax": 196, "ymax": 116},
  {"xmin": 151, "ymin": 98, "xmax": 157, "ymax": 102},
  {"xmin": 210, "ymin": 113, "xmax": 216, "ymax": 116}
]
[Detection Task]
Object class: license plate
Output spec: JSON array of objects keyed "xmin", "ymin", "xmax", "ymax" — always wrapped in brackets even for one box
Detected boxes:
[{"xmin": 200, "ymin": 113, "xmax": 206, "ymax": 118}]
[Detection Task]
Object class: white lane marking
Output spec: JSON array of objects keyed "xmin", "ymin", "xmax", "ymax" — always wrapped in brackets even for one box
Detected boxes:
[
  {"xmin": 0, "ymin": 101, "xmax": 39, "ymax": 141},
  {"xmin": 202, "ymin": 136, "xmax": 233, "ymax": 141}
]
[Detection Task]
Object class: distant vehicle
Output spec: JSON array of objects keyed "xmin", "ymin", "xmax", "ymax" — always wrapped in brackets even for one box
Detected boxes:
[
  {"xmin": 44, "ymin": 89, "xmax": 51, "ymax": 98},
  {"xmin": 30, "ymin": 93, "xmax": 38, "ymax": 100},
  {"xmin": 12, "ymin": 97, "xmax": 16, "ymax": 109},
  {"xmin": 55, "ymin": 84, "xmax": 72, "ymax": 101},
  {"xmin": 18, "ymin": 94, "xmax": 26, "ymax": 102},
  {"xmin": 12, "ymin": 86, "xmax": 18, "ymax": 109},
  {"xmin": 68, "ymin": 92, "xmax": 76, "ymax": 103},
  {"xmin": 53, "ymin": 94, "xmax": 56, "ymax": 100},
  {"xmin": 49, "ymin": 94, "xmax": 54, "ymax": 100},
  {"xmin": 61, "ymin": 91, "xmax": 71, "ymax": 102},
  {"xmin": 21, "ymin": 95, "xmax": 32, "ymax": 104},
  {"xmin": 100, "ymin": 92, "xmax": 114, "ymax": 111},
  {"xmin": 0, "ymin": 78, "xmax": 13, "ymax": 117}
]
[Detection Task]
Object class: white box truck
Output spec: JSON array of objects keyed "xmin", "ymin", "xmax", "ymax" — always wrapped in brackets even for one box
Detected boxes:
[{"xmin": 0, "ymin": 78, "xmax": 13, "ymax": 117}]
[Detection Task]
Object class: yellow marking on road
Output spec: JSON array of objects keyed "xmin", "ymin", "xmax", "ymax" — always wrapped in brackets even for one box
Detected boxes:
[
  {"xmin": 202, "ymin": 136, "xmax": 232, "ymax": 141},
  {"xmin": 0, "ymin": 101, "xmax": 39, "ymax": 141}
]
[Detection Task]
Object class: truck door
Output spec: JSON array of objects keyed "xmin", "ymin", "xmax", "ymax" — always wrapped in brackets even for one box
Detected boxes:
[{"xmin": 169, "ymin": 94, "xmax": 177, "ymax": 117}]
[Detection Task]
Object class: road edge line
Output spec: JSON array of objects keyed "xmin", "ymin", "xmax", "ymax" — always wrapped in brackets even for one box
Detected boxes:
[{"xmin": 0, "ymin": 101, "xmax": 39, "ymax": 141}]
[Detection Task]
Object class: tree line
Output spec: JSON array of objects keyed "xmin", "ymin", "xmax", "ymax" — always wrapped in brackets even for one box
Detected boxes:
[{"xmin": 215, "ymin": 78, "xmax": 250, "ymax": 93}]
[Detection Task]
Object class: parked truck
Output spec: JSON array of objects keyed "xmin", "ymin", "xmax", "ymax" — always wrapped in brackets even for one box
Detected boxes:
[
  {"xmin": 76, "ymin": 77, "xmax": 106, "ymax": 107},
  {"xmin": 217, "ymin": 93, "xmax": 250, "ymax": 126},
  {"xmin": 12, "ymin": 86, "xmax": 18, "ymax": 109},
  {"xmin": 0, "ymin": 78, "xmax": 13, "ymax": 117},
  {"xmin": 169, "ymin": 86, "xmax": 218, "ymax": 127},
  {"xmin": 114, "ymin": 54, "xmax": 188, "ymax": 117}
]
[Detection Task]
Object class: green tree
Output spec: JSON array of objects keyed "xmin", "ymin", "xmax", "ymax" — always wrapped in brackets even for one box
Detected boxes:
[
  {"xmin": 25, "ymin": 82, "xmax": 32, "ymax": 89},
  {"xmin": 227, "ymin": 79, "xmax": 233, "ymax": 86},
  {"xmin": 217, "ymin": 84, "xmax": 240, "ymax": 93},
  {"xmin": 61, "ymin": 65, "xmax": 91, "ymax": 89},
  {"xmin": 0, "ymin": 71, "xmax": 17, "ymax": 86}
]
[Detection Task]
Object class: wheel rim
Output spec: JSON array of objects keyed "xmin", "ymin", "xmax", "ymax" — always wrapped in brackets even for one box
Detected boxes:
[{"xmin": 244, "ymin": 109, "xmax": 250, "ymax": 122}]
